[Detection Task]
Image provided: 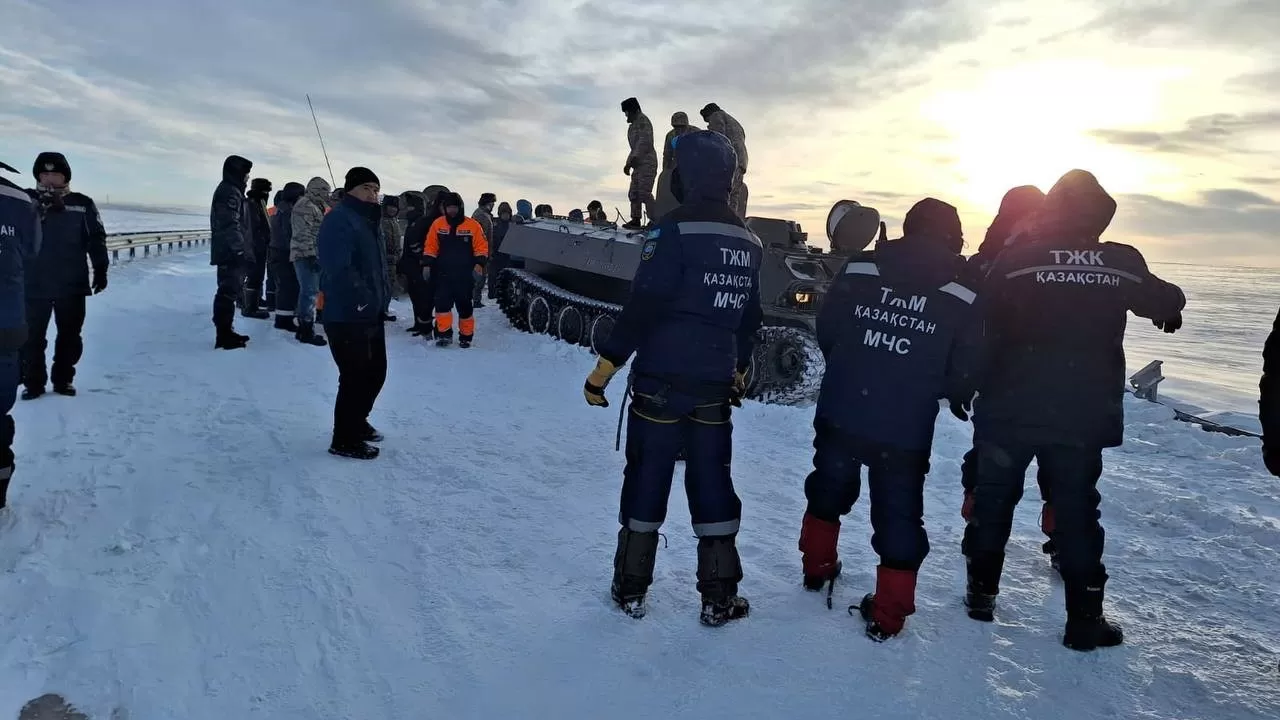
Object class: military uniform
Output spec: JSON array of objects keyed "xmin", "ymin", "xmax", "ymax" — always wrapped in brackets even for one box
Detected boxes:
[
  {"xmin": 621, "ymin": 97, "xmax": 658, "ymax": 229},
  {"xmin": 585, "ymin": 130, "xmax": 763, "ymax": 626}
]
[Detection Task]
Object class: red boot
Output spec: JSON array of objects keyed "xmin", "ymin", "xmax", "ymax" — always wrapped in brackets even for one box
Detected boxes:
[
  {"xmin": 799, "ymin": 513, "xmax": 841, "ymax": 590},
  {"xmin": 859, "ymin": 566, "xmax": 918, "ymax": 641}
]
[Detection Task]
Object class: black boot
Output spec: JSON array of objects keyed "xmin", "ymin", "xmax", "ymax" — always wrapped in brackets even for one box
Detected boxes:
[
  {"xmin": 0, "ymin": 462, "xmax": 13, "ymax": 508},
  {"xmin": 328, "ymin": 436, "xmax": 380, "ymax": 460},
  {"xmin": 274, "ymin": 314, "xmax": 298, "ymax": 332},
  {"xmin": 963, "ymin": 554, "xmax": 1004, "ymax": 622},
  {"xmin": 21, "ymin": 386, "xmax": 44, "ymax": 401},
  {"xmin": 360, "ymin": 421, "xmax": 384, "ymax": 442},
  {"xmin": 214, "ymin": 327, "xmax": 249, "ymax": 349},
  {"xmin": 611, "ymin": 526, "xmax": 660, "ymax": 618},
  {"xmin": 434, "ymin": 326, "xmax": 453, "ymax": 347},
  {"xmin": 622, "ymin": 217, "xmax": 643, "ymax": 231},
  {"xmin": 52, "ymin": 382, "xmax": 76, "ymax": 396},
  {"xmin": 241, "ymin": 291, "xmax": 270, "ymax": 320},
  {"xmin": 1063, "ymin": 574, "xmax": 1124, "ymax": 651},
  {"xmin": 295, "ymin": 321, "xmax": 327, "ymax": 346},
  {"xmin": 696, "ymin": 535, "xmax": 750, "ymax": 627}
]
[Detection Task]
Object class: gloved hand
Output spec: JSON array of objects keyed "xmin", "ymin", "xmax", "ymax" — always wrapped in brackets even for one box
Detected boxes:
[
  {"xmin": 1264, "ymin": 444, "xmax": 1280, "ymax": 477},
  {"xmin": 584, "ymin": 356, "xmax": 620, "ymax": 407},
  {"xmin": 473, "ymin": 265, "xmax": 484, "ymax": 284},
  {"xmin": 91, "ymin": 269, "xmax": 107, "ymax": 294},
  {"xmin": 948, "ymin": 395, "xmax": 972, "ymax": 422},
  {"xmin": 1154, "ymin": 313, "xmax": 1182, "ymax": 334},
  {"xmin": 623, "ymin": 163, "xmax": 632, "ymax": 176},
  {"xmin": 729, "ymin": 368, "xmax": 748, "ymax": 407},
  {"xmin": 421, "ymin": 266, "xmax": 432, "ymax": 282}
]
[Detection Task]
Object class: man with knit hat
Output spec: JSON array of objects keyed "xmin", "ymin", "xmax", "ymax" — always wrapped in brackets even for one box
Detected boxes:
[
  {"xmin": 22, "ymin": 151, "xmax": 109, "ymax": 396},
  {"xmin": 0, "ymin": 160, "xmax": 40, "ymax": 507},
  {"xmin": 316, "ymin": 166, "xmax": 390, "ymax": 460},
  {"xmin": 471, "ymin": 192, "xmax": 496, "ymax": 306},
  {"xmin": 620, "ymin": 97, "xmax": 658, "ymax": 230}
]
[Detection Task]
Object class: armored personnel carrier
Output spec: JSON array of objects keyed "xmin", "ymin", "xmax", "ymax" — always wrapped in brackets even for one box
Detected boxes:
[{"xmin": 493, "ymin": 202, "xmax": 882, "ymax": 405}]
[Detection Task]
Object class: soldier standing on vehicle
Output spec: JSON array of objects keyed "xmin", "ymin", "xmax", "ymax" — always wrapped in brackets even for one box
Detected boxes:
[
  {"xmin": 662, "ymin": 112, "xmax": 699, "ymax": 172},
  {"xmin": 620, "ymin": 97, "xmax": 658, "ymax": 230},
  {"xmin": 583, "ymin": 130, "xmax": 762, "ymax": 627},
  {"xmin": 0, "ymin": 160, "xmax": 39, "ymax": 507},
  {"xmin": 700, "ymin": 103, "xmax": 748, "ymax": 218}
]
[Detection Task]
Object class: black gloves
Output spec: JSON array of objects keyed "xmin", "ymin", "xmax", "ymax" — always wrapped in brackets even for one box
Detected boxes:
[
  {"xmin": 1154, "ymin": 313, "xmax": 1182, "ymax": 334},
  {"xmin": 91, "ymin": 268, "xmax": 107, "ymax": 294}
]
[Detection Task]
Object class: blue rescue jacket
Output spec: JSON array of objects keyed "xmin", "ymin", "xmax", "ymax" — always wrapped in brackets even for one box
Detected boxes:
[
  {"xmin": 815, "ymin": 234, "xmax": 979, "ymax": 452},
  {"xmin": 0, "ymin": 177, "xmax": 40, "ymax": 349},
  {"xmin": 316, "ymin": 194, "xmax": 389, "ymax": 323}
]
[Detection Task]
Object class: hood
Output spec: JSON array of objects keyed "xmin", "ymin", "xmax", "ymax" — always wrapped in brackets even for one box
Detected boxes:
[
  {"xmin": 902, "ymin": 198, "xmax": 963, "ymax": 254},
  {"xmin": 277, "ymin": 181, "xmax": 305, "ymax": 205},
  {"xmin": 671, "ymin": 130, "xmax": 736, "ymax": 204},
  {"xmin": 875, "ymin": 233, "xmax": 967, "ymax": 293},
  {"xmin": 441, "ymin": 191, "xmax": 465, "ymax": 222},
  {"xmin": 671, "ymin": 112, "xmax": 689, "ymax": 127},
  {"xmin": 515, "ymin": 199, "xmax": 533, "ymax": 219},
  {"xmin": 621, "ymin": 96, "xmax": 641, "ymax": 121},
  {"xmin": 304, "ymin": 176, "xmax": 330, "ymax": 200},
  {"xmin": 699, "ymin": 102, "xmax": 721, "ymax": 121},
  {"xmin": 978, "ymin": 185, "xmax": 1044, "ymax": 256},
  {"xmin": 1035, "ymin": 169, "xmax": 1117, "ymax": 243},
  {"xmin": 248, "ymin": 177, "xmax": 272, "ymax": 200},
  {"xmin": 497, "ymin": 201, "xmax": 513, "ymax": 219},
  {"xmin": 423, "ymin": 184, "xmax": 448, "ymax": 211},
  {"xmin": 221, "ymin": 155, "xmax": 252, "ymax": 187}
]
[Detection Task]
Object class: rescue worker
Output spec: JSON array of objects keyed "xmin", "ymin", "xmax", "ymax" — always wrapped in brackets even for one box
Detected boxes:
[
  {"xmin": 486, "ymin": 201, "xmax": 513, "ymax": 300},
  {"xmin": 210, "ymin": 155, "xmax": 253, "ymax": 349},
  {"xmin": 953, "ymin": 169, "xmax": 1186, "ymax": 651},
  {"xmin": 242, "ymin": 177, "xmax": 273, "ymax": 319},
  {"xmin": 269, "ymin": 182, "xmax": 305, "ymax": 332},
  {"xmin": 471, "ymin": 193, "xmax": 496, "ymax": 306},
  {"xmin": 583, "ymin": 130, "xmax": 762, "ymax": 626},
  {"xmin": 423, "ymin": 192, "xmax": 488, "ymax": 348},
  {"xmin": 380, "ymin": 195, "xmax": 403, "ymax": 321},
  {"xmin": 798, "ymin": 198, "xmax": 977, "ymax": 641},
  {"xmin": 290, "ymin": 176, "xmax": 331, "ymax": 346},
  {"xmin": 0, "ymin": 160, "xmax": 40, "ymax": 507},
  {"xmin": 587, "ymin": 200, "xmax": 608, "ymax": 225},
  {"xmin": 620, "ymin": 97, "xmax": 658, "ymax": 230},
  {"xmin": 401, "ymin": 185, "xmax": 448, "ymax": 336},
  {"xmin": 662, "ymin": 112, "xmax": 699, "ymax": 172},
  {"xmin": 316, "ymin": 167, "xmax": 389, "ymax": 460},
  {"xmin": 700, "ymin": 103, "xmax": 748, "ymax": 217},
  {"xmin": 21, "ymin": 152, "xmax": 109, "ymax": 396}
]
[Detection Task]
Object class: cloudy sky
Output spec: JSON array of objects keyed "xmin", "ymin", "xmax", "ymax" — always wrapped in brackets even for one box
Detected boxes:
[{"xmin": 2, "ymin": 0, "xmax": 1277, "ymax": 265}]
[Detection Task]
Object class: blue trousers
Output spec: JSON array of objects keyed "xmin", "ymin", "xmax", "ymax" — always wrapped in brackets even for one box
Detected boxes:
[
  {"xmin": 619, "ymin": 404, "xmax": 741, "ymax": 537},
  {"xmin": 0, "ymin": 350, "xmax": 18, "ymax": 468},
  {"xmin": 803, "ymin": 421, "xmax": 930, "ymax": 571},
  {"xmin": 294, "ymin": 258, "xmax": 320, "ymax": 324}
]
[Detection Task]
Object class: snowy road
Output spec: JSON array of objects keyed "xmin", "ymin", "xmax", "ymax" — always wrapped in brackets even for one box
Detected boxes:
[{"xmin": 0, "ymin": 250, "xmax": 1276, "ymax": 719}]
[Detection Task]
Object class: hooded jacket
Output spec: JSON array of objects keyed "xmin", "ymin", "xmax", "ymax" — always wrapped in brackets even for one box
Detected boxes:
[
  {"xmin": 0, "ymin": 174, "xmax": 40, "ymax": 347},
  {"xmin": 596, "ymin": 130, "xmax": 763, "ymax": 401},
  {"xmin": 210, "ymin": 155, "xmax": 252, "ymax": 266},
  {"xmin": 245, "ymin": 178, "xmax": 272, "ymax": 266},
  {"xmin": 290, "ymin": 176, "xmax": 330, "ymax": 262},
  {"xmin": 316, "ymin": 193, "xmax": 389, "ymax": 323},
  {"xmin": 269, "ymin": 182, "xmax": 306, "ymax": 259},
  {"xmin": 401, "ymin": 185, "xmax": 449, "ymax": 273},
  {"xmin": 966, "ymin": 169, "xmax": 1186, "ymax": 449},
  {"xmin": 967, "ymin": 185, "xmax": 1045, "ymax": 280},
  {"xmin": 492, "ymin": 201, "xmax": 512, "ymax": 254},
  {"xmin": 424, "ymin": 192, "xmax": 489, "ymax": 277}
]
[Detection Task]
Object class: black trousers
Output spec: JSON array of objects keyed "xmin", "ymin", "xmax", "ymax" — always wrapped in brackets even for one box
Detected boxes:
[
  {"xmin": 213, "ymin": 264, "xmax": 245, "ymax": 330},
  {"xmin": 247, "ymin": 243, "xmax": 267, "ymax": 297},
  {"xmin": 0, "ymin": 350, "xmax": 19, "ymax": 469},
  {"xmin": 271, "ymin": 260, "xmax": 299, "ymax": 317},
  {"xmin": 324, "ymin": 321, "xmax": 387, "ymax": 441},
  {"xmin": 22, "ymin": 295, "xmax": 87, "ymax": 389},
  {"xmin": 403, "ymin": 270, "xmax": 435, "ymax": 326},
  {"xmin": 962, "ymin": 442, "xmax": 1105, "ymax": 586}
]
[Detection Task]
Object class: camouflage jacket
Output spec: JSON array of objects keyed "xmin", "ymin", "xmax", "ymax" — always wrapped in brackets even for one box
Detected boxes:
[
  {"xmin": 289, "ymin": 176, "xmax": 330, "ymax": 261},
  {"xmin": 662, "ymin": 122, "xmax": 699, "ymax": 171},
  {"xmin": 626, "ymin": 112, "xmax": 658, "ymax": 169},
  {"xmin": 381, "ymin": 216, "xmax": 403, "ymax": 259},
  {"xmin": 706, "ymin": 110, "xmax": 748, "ymax": 172}
]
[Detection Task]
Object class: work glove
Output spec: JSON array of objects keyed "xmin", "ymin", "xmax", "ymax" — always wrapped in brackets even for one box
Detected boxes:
[
  {"xmin": 1264, "ymin": 444, "xmax": 1280, "ymax": 478},
  {"xmin": 729, "ymin": 368, "xmax": 748, "ymax": 407},
  {"xmin": 584, "ymin": 356, "xmax": 620, "ymax": 407},
  {"xmin": 91, "ymin": 269, "xmax": 107, "ymax": 294},
  {"xmin": 948, "ymin": 395, "xmax": 972, "ymax": 422},
  {"xmin": 1153, "ymin": 313, "xmax": 1182, "ymax": 334}
]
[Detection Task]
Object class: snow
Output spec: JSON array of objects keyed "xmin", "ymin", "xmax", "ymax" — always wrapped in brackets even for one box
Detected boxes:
[
  {"xmin": 0, "ymin": 247, "xmax": 1277, "ymax": 719},
  {"xmin": 99, "ymin": 208, "xmax": 204, "ymax": 235}
]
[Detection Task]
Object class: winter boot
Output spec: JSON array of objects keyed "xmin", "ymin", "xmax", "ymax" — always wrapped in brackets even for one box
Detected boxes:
[
  {"xmin": 611, "ymin": 526, "xmax": 660, "ymax": 618},
  {"xmin": 361, "ymin": 421, "xmax": 384, "ymax": 443},
  {"xmin": 381, "ymin": 310, "xmax": 397, "ymax": 322},
  {"xmin": 328, "ymin": 437, "xmax": 379, "ymax": 460},
  {"xmin": 857, "ymin": 566, "xmax": 918, "ymax": 641},
  {"xmin": 240, "ymin": 292, "xmax": 270, "ymax": 320},
  {"xmin": 295, "ymin": 321, "xmax": 327, "ymax": 346},
  {"xmin": 434, "ymin": 326, "xmax": 453, "ymax": 347},
  {"xmin": 799, "ymin": 513, "xmax": 842, "ymax": 596},
  {"xmin": 1062, "ymin": 574, "xmax": 1124, "ymax": 651},
  {"xmin": 1040, "ymin": 503, "xmax": 1061, "ymax": 573},
  {"xmin": 52, "ymin": 382, "xmax": 76, "ymax": 396},
  {"xmin": 459, "ymin": 333, "xmax": 472, "ymax": 349},
  {"xmin": 622, "ymin": 218, "xmax": 644, "ymax": 231},
  {"xmin": 274, "ymin": 314, "xmax": 298, "ymax": 332},
  {"xmin": 696, "ymin": 535, "xmax": 750, "ymax": 627},
  {"xmin": 20, "ymin": 386, "xmax": 43, "ymax": 401},
  {"xmin": 214, "ymin": 327, "xmax": 249, "ymax": 350},
  {"xmin": 408, "ymin": 320, "xmax": 431, "ymax": 336},
  {"xmin": 963, "ymin": 554, "xmax": 1004, "ymax": 622}
]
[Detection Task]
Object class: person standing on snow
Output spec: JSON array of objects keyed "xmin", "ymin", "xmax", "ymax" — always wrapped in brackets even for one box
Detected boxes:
[
  {"xmin": 269, "ymin": 182, "xmax": 306, "ymax": 332},
  {"xmin": 401, "ymin": 185, "xmax": 449, "ymax": 336},
  {"xmin": 290, "ymin": 176, "xmax": 331, "ymax": 347},
  {"xmin": 952, "ymin": 169, "xmax": 1185, "ymax": 651},
  {"xmin": 798, "ymin": 198, "xmax": 978, "ymax": 642},
  {"xmin": 583, "ymin": 130, "xmax": 762, "ymax": 627},
  {"xmin": 620, "ymin": 97, "xmax": 658, "ymax": 230},
  {"xmin": 316, "ymin": 167, "xmax": 390, "ymax": 460},
  {"xmin": 0, "ymin": 160, "xmax": 40, "ymax": 507},
  {"xmin": 380, "ymin": 195, "xmax": 403, "ymax": 321},
  {"xmin": 471, "ymin": 192, "xmax": 496, "ymax": 307},
  {"xmin": 20, "ymin": 152, "xmax": 109, "ymax": 397},
  {"xmin": 486, "ymin": 201, "xmax": 514, "ymax": 300},
  {"xmin": 423, "ymin": 192, "xmax": 488, "ymax": 348},
  {"xmin": 662, "ymin": 112, "xmax": 699, "ymax": 172},
  {"xmin": 242, "ymin": 177, "xmax": 273, "ymax": 319},
  {"xmin": 209, "ymin": 155, "xmax": 254, "ymax": 349},
  {"xmin": 699, "ymin": 103, "xmax": 748, "ymax": 218}
]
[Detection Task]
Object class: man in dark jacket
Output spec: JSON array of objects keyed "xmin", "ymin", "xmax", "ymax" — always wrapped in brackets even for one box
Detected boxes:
[
  {"xmin": 584, "ymin": 130, "xmax": 763, "ymax": 627},
  {"xmin": 400, "ymin": 184, "xmax": 448, "ymax": 336},
  {"xmin": 799, "ymin": 198, "xmax": 978, "ymax": 641},
  {"xmin": 21, "ymin": 152, "xmax": 109, "ymax": 398},
  {"xmin": 316, "ymin": 167, "xmax": 389, "ymax": 460},
  {"xmin": 0, "ymin": 160, "xmax": 40, "ymax": 507},
  {"xmin": 954, "ymin": 169, "xmax": 1186, "ymax": 651},
  {"xmin": 471, "ymin": 192, "xmax": 496, "ymax": 306},
  {"xmin": 423, "ymin": 192, "xmax": 488, "ymax": 348},
  {"xmin": 242, "ymin": 177, "xmax": 273, "ymax": 319},
  {"xmin": 486, "ymin": 201, "xmax": 513, "ymax": 300},
  {"xmin": 269, "ymin": 182, "xmax": 305, "ymax": 332},
  {"xmin": 210, "ymin": 155, "xmax": 254, "ymax": 349},
  {"xmin": 1260, "ymin": 315, "xmax": 1280, "ymax": 476}
]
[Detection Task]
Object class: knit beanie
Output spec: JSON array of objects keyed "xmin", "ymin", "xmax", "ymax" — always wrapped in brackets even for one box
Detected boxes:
[{"xmin": 343, "ymin": 166, "xmax": 380, "ymax": 192}]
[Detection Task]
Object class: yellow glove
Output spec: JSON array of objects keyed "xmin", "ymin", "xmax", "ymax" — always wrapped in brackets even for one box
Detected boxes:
[{"xmin": 584, "ymin": 357, "xmax": 620, "ymax": 407}]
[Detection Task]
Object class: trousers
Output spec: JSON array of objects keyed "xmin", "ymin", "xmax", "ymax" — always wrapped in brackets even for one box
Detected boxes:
[
  {"xmin": 323, "ymin": 321, "xmax": 388, "ymax": 442},
  {"xmin": 271, "ymin": 260, "xmax": 299, "ymax": 318},
  {"xmin": 22, "ymin": 295, "xmax": 87, "ymax": 389}
]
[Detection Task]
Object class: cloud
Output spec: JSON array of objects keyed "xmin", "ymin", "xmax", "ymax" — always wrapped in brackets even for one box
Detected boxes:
[
  {"xmin": 1112, "ymin": 188, "xmax": 1280, "ymax": 265},
  {"xmin": 1090, "ymin": 112, "xmax": 1280, "ymax": 156}
]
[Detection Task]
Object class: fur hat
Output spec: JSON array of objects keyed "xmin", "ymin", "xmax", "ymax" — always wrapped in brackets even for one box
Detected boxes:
[{"xmin": 33, "ymin": 151, "xmax": 71, "ymax": 182}]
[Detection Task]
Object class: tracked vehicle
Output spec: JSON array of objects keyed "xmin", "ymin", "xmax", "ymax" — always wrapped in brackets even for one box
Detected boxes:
[{"xmin": 493, "ymin": 201, "xmax": 883, "ymax": 405}]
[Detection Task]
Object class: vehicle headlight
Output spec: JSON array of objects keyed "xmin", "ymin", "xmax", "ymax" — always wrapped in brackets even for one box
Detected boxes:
[{"xmin": 794, "ymin": 292, "xmax": 811, "ymax": 304}]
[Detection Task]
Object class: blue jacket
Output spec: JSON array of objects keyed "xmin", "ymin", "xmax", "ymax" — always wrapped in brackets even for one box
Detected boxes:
[
  {"xmin": 815, "ymin": 234, "xmax": 979, "ymax": 452},
  {"xmin": 598, "ymin": 130, "xmax": 763, "ymax": 405},
  {"xmin": 316, "ymin": 194, "xmax": 389, "ymax": 323},
  {"xmin": 0, "ymin": 177, "xmax": 40, "ymax": 349}
]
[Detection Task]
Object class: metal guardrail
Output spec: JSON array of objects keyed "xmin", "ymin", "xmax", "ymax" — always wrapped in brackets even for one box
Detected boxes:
[
  {"xmin": 105, "ymin": 229, "xmax": 209, "ymax": 264},
  {"xmin": 1128, "ymin": 360, "xmax": 1260, "ymax": 438}
]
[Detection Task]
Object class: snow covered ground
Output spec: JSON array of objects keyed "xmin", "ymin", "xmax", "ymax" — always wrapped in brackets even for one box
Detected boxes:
[
  {"xmin": 0, "ymin": 247, "xmax": 1276, "ymax": 719},
  {"xmin": 99, "ymin": 207, "xmax": 204, "ymax": 235}
]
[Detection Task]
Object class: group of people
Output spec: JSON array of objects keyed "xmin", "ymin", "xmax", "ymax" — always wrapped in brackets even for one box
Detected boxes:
[{"xmin": 581, "ymin": 128, "xmax": 1193, "ymax": 651}]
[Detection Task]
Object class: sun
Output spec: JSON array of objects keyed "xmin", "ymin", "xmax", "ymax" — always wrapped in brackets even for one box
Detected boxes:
[{"xmin": 919, "ymin": 59, "xmax": 1184, "ymax": 211}]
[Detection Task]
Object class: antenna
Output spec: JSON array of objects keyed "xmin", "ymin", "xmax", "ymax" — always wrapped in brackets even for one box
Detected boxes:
[{"xmin": 306, "ymin": 94, "xmax": 336, "ymax": 188}]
